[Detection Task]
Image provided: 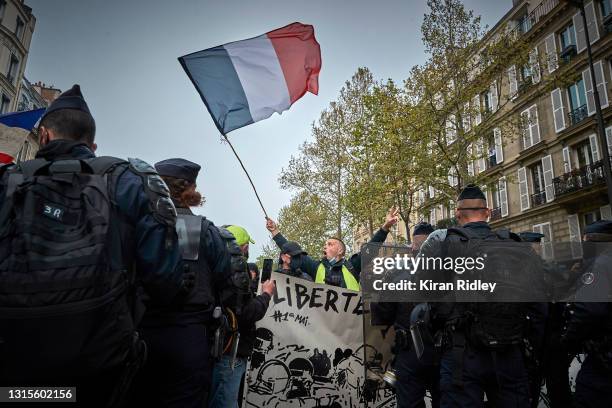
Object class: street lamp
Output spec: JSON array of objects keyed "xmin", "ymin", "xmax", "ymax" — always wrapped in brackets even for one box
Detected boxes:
[{"xmin": 570, "ymin": 0, "xmax": 612, "ymax": 206}]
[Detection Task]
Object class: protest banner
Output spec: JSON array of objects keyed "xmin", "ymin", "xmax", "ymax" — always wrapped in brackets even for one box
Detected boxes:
[{"xmin": 243, "ymin": 272, "xmax": 397, "ymax": 408}]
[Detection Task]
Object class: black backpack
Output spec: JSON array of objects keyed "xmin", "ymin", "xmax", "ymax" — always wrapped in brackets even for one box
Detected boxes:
[
  {"xmin": 0, "ymin": 156, "xmax": 136, "ymax": 382},
  {"xmin": 443, "ymin": 227, "xmax": 537, "ymax": 348}
]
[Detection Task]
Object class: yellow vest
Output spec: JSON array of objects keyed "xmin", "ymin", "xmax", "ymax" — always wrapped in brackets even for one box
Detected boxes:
[{"xmin": 315, "ymin": 262, "xmax": 360, "ymax": 291}]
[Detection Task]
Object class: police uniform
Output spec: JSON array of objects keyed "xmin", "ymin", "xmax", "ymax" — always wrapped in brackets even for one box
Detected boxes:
[
  {"xmin": 0, "ymin": 85, "xmax": 184, "ymax": 408},
  {"xmin": 518, "ymin": 231, "xmax": 570, "ymax": 408},
  {"xmin": 563, "ymin": 220, "xmax": 612, "ymax": 408},
  {"xmin": 371, "ymin": 222, "xmax": 441, "ymax": 408},
  {"xmin": 420, "ymin": 185, "xmax": 531, "ymax": 408},
  {"xmin": 129, "ymin": 158, "xmax": 234, "ymax": 408},
  {"xmin": 272, "ymin": 228, "xmax": 390, "ymax": 290}
]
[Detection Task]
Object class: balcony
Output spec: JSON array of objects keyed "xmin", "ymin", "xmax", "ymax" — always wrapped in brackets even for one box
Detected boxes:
[
  {"xmin": 490, "ymin": 207, "xmax": 502, "ymax": 221},
  {"xmin": 531, "ymin": 190, "xmax": 547, "ymax": 207},
  {"xmin": 553, "ymin": 160, "xmax": 605, "ymax": 197},
  {"xmin": 568, "ymin": 104, "xmax": 588, "ymax": 126},
  {"xmin": 516, "ymin": 0, "xmax": 559, "ymax": 35}
]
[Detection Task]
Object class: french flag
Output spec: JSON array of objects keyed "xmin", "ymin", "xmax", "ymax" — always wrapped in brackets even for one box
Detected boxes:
[{"xmin": 179, "ymin": 22, "xmax": 321, "ymax": 134}]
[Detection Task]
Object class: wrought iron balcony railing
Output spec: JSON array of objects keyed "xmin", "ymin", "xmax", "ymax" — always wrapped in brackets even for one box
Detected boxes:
[
  {"xmin": 553, "ymin": 160, "xmax": 605, "ymax": 197},
  {"xmin": 568, "ymin": 104, "xmax": 588, "ymax": 126},
  {"xmin": 490, "ymin": 207, "xmax": 502, "ymax": 221},
  {"xmin": 531, "ymin": 190, "xmax": 547, "ymax": 207},
  {"xmin": 516, "ymin": 0, "xmax": 559, "ymax": 35}
]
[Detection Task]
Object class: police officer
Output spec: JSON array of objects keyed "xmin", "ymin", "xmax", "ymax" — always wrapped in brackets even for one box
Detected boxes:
[
  {"xmin": 278, "ymin": 241, "xmax": 313, "ymax": 281},
  {"xmin": 519, "ymin": 231, "xmax": 571, "ymax": 408},
  {"xmin": 209, "ymin": 224, "xmax": 274, "ymax": 408},
  {"xmin": 265, "ymin": 206, "xmax": 400, "ymax": 289},
  {"xmin": 371, "ymin": 222, "xmax": 439, "ymax": 408},
  {"xmin": 0, "ymin": 85, "xmax": 184, "ymax": 407},
  {"xmin": 129, "ymin": 158, "xmax": 234, "ymax": 407},
  {"xmin": 419, "ymin": 185, "xmax": 531, "ymax": 407},
  {"xmin": 562, "ymin": 220, "xmax": 612, "ymax": 408}
]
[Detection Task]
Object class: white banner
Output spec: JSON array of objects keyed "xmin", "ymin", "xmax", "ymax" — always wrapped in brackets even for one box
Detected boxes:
[{"xmin": 243, "ymin": 272, "xmax": 396, "ymax": 408}]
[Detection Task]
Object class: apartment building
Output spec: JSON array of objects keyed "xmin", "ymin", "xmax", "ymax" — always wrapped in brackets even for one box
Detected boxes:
[
  {"xmin": 423, "ymin": 0, "xmax": 612, "ymax": 260},
  {"xmin": 0, "ymin": 0, "xmax": 35, "ymax": 113}
]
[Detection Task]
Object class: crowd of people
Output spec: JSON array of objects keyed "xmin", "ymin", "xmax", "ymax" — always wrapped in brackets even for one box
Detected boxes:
[{"xmin": 0, "ymin": 83, "xmax": 611, "ymax": 408}]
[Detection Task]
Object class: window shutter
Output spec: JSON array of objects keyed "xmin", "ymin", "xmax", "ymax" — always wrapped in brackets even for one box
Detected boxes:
[
  {"xmin": 518, "ymin": 167, "xmax": 530, "ymax": 211},
  {"xmin": 530, "ymin": 105, "xmax": 540, "ymax": 145},
  {"xmin": 551, "ymin": 88, "xmax": 566, "ymax": 133},
  {"xmin": 585, "ymin": 1, "xmax": 600, "ymax": 45},
  {"xmin": 542, "ymin": 155, "xmax": 555, "ymax": 202},
  {"xmin": 521, "ymin": 109, "xmax": 531, "ymax": 149},
  {"xmin": 473, "ymin": 95, "xmax": 481, "ymax": 125},
  {"xmin": 490, "ymin": 82, "xmax": 498, "ymax": 112},
  {"xmin": 429, "ymin": 185, "xmax": 435, "ymax": 198},
  {"xmin": 583, "ymin": 68, "xmax": 595, "ymax": 115},
  {"xmin": 477, "ymin": 140, "xmax": 486, "ymax": 173},
  {"xmin": 494, "ymin": 127, "xmax": 503, "ymax": 163},
  {"xmin": 541, "ymin": 223, "xmax": 553, "ymax": 260},
  {"xmin": 567, "ymin": 214, "xmax": 583, "ymax": 259},
  {"xmin": 530, "ymin": 48, "xmax": 541, "ymax": 84},
  {"xmin": 562, "ymin": 146, "xmax": 572, "ymax": 173},
  {"xmin": 508, "ymin": 66, "xmax": 518, "ymax": 99},
  {"xmin": 594, "ymin": 61, "xmax": 609, "ymax": 109},
  {"xmin": 573, "ymin": 11, "xmax": 587, "ymax": 53},
  {"xmin": 545, "ymin": 33, "xmax": 558, "ymax": 73},
  {"xmin": 463, "ymin": 102, "xmax": 471, "ymax": 132},
  {"xmin": 499, "ymin": 177, "xmax": 509, "ymax": 217},
  {"xmin": 606, "ymin": 126, "xmax": 612, "ymax": 164},
  {"xmin": 589, "ymin": 134, "xmax": 600, "ymax": 162},
  {"xmin": 468, "ymin": 144, "xmax": 475, "ymax": 176},
  {"xmin": 601, "ymin": 205, "xmax": 612, "ymax": 220}
]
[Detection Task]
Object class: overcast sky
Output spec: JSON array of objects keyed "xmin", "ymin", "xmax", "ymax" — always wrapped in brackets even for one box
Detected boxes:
[{"xmin": 25, "ymin": 0, "xmax": 510, "ymax": 258}]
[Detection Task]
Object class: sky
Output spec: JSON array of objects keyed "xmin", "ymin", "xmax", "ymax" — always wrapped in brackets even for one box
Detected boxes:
[{"xmin": 24, "ymin": 0, "xmax": 510, "ymax": 258}]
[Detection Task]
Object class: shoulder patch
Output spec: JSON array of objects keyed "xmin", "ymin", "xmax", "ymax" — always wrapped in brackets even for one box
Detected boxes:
[
  {"xmin": 128, "ymin": 157, "xmax": 157, "ymax": 174},
  {"xmin": 217, "ymin": 226, "xmax": 235, "ymax": 240}
]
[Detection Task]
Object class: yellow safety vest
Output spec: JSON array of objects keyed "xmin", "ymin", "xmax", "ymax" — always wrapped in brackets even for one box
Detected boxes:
[{"xmin": 315, "ymin": 262, "xmax": 360, "ymax": 291}]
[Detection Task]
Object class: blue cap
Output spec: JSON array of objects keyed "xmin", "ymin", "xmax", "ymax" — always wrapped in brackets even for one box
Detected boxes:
[
  {"xmin": 585, "ymin": 220, "xmax": 612, "ymax": 235},
  {"xmin": 41, "ymin": 84, "xmax": 91, "ymax": 121},
  {"xmin": 518, "ymin": 231, "xmax": 545, "ymax": 243},
  {"xmin": 154, "ymin": 158, "xmax": 201, "ymax": 183},
  {"xmin": 413, "ymin": 222, "xmax": 434, "ymax": 236}
]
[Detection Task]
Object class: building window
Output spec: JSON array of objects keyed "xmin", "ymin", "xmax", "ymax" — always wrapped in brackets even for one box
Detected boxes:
[
  {"xmin": 15, "ymin": 16, "xmax": 24, "ymax": 40},
  {"xmin": 7, "ymin": 55, "xmax": 19, "ymax": 84},
  {"xmin": 567, "ymin": 78, "xmax": 588, "ymax": 125},
  {"xmin": 560, "ymin": 24, "xmax": 576, "ymax": 49},
  {"xmin": 0, "ymin": 94, "xmax": 10, "ymax": 113},
  {"xmin": 601, "ymin": 0, "xmax": 612, "ymax": 18},
  {"xmin": 529, "ymin": 161, "xmax": 548, "ymax": 207},
  {"xmin": 576, "ymin": 139, "xmax": 595, "ymax": 168}
]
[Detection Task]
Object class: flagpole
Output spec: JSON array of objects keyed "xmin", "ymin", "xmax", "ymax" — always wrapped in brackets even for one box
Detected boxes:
[{"xmin": 222, "ymin": 134, "xmax": 269, "ymax": 219}]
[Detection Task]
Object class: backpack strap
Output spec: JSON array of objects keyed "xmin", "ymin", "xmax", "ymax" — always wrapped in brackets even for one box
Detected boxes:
[
  {"xmin": 18, "ymin": 158, "xmax": 50, "ymax": 178},
  {"xmin": 87, "ymin": 156, "xmax": 127, "ymax": 176}
]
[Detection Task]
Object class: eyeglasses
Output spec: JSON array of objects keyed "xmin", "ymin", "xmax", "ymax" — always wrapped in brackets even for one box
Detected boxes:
[{"xmin": 456, "ymin": 207, "xmax": 488, "ymax": 211}]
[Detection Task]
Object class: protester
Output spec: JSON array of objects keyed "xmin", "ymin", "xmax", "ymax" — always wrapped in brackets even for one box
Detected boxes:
[
  {"xmin": 265, "ymin": 206, "xmax": 400, "ymax": 290},
  {"xmin": 0, "ymin": 85, "xmax": 184, "ymax": 407},
  {"xmin": 277, "ymin": 240, "xmax": 313, "ymax": 281},
  {"xmin": 209, "ymin": 225, "xmax": 275, "ymax": 408},
  {"xmin": 562, "ymin": 220, "xmax": 612, "ymax": 408}
]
